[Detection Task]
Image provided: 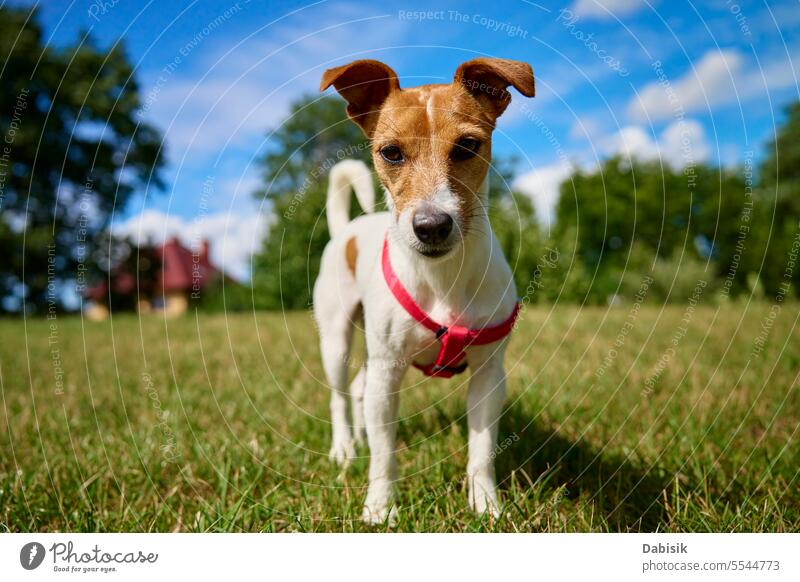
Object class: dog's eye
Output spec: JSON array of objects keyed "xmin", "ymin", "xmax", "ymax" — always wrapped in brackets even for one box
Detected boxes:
[
  {"xmin": 451, "ymin": 137, "xmax": 481, "ymax": 161},
  {"xmin": 379, "ymin": 145, "xmax": 404, "ymax": 164}
]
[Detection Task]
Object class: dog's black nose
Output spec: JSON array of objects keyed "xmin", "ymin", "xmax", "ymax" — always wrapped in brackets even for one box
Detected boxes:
[{"xmin": 412, "ymin": 210, "xmax": 454, "ymax": 245}]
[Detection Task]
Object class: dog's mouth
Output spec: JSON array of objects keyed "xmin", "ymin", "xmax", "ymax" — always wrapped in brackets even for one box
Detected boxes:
[{"xmin": 416, "ymin": 244, "xmax": 454, "ymax": 259}]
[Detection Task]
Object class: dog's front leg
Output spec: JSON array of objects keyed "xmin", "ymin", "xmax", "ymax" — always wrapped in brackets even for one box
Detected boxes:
[
  {"xmin": 466, "ymin": 343, "xmax": 508, "ymax": 516},
  {"xmin": 362, "ymin": 356, "xmax": 406, "ymax": 525}
]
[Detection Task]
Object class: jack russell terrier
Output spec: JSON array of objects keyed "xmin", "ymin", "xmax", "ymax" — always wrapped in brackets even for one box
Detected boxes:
[{"xmin": 314, "ymin": 57, "xmax": 535, "ymax": 524}]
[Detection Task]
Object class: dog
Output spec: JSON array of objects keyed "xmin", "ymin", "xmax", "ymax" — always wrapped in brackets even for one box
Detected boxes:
[{"xmin": 313, "ymin": 57, "xmax": 535, "ymax": 524}]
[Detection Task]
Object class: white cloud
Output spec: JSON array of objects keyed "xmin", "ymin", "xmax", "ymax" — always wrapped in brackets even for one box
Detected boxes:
[
  {"xmin": 512, "ymin": 161, "xmax": 574, "ymax": 229},
  {"xmin": 601, "ymin": 118, "xmax": 710, "ymax": 167},
  {"xmin": 113, "ymin": 209, "xmax": 269, "ymax": 282},
  {"xmin": 602, "ymin": 125, "xmax": 659, "ymax": 160},
  {"xmin": 570, "ymin": 0, "xmax": 649, "ymax": 19},
  {"xmin": 660, "ymin": 119, "xmax": 710, "ymax": 167},
  {"xmin": 629, "ymin": 50, "xmax": 742, "ymax": 122},
  {"xmin": 629, "ymin": 47, "xmax": 800, "ymax": 122}
]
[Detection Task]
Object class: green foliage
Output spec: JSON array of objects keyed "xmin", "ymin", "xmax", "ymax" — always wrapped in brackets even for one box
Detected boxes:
[
  {"xmin": 556, "ymin": 159, "xmax": 734, "ymax": 268},
  {"xmin": 251, "ymin": 95, "xmax": 370, "ymax": 310},
  {"xmin": 761, "ymin": 101, "xmax": 800, "ymax": 194},
  {"xmin": 554, "ymin": 150, "xmax": 798, "ymax": 303},
  {"xmin": 0, "ymin": 6, "xmax": 164, "ymax": 313},
  {"xmin": 488, "ymin": 158, "xmax": 542, "ymax": 295},
  {"xmin": 617, "ymin": 243, "xmax": 719, "ymax": 304},
  {"xmin": 196, "ymin": 275, "xmax": 253, "ymax": 313},
  {"xmin": 516, "ymin": 226, "xmax": 592, "ymax": 305},
  {"xmin": 756, "ymin": 101, "xmax": 800, "ymax": 298}
]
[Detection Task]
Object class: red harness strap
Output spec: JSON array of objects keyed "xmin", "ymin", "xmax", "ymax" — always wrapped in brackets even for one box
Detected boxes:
[{"xmin": 381, "ymin": 238, "xmax": 520, "ymax": 378}]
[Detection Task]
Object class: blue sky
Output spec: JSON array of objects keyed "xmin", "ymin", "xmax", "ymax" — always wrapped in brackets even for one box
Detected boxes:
[{"xmin": 19, "ymin": 0, "xmax": 800, "ymax": 279}]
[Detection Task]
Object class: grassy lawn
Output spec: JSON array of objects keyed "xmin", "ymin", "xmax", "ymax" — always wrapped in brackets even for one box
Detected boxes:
[{"xmin": 1, "ymin": 304, "xmax": 798, "ymax": 532}]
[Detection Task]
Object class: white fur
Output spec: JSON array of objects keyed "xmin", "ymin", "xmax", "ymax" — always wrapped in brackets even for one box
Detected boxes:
[
  {"xmin": 313, "ymin": 160, "xmax": 517, "ymax": 525},
  {"xmin": 325, "ymin": 159, "xmax": 375, "ymax": 238}
]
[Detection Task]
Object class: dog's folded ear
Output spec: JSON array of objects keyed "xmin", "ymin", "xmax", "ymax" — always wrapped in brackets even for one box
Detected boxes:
[
  {"xmin": 454, "ymin": 58, "xmax": 535, "ymax": 121},
  {"xmin": 320, "ymin": 60, "xmax": 400, "ymax": 137}
]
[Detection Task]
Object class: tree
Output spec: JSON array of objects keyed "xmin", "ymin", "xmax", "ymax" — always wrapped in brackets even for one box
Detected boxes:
[
  {"xmin": 556, "ymin": 158, "xmax": 704, "ymax": 269},
  {"xmin": 486, "ymin": 157, "xmax": 542, "ymax": 297},
  {"xmin": 250, "ymin": 95, "xmax": 370, "ymax": 310},
  {"xmin": 0, "ymin": 6, "xmax": 164, "ymax": 313},
  {"xmin": 553, "ymin": 157, "xmax": 765, "ymax": 301},
  {"xmin": 761, "ymin": 101, "xmax": 800, "ymax": 197},
  {"xmin": 757, "ymin": 101, "xmax": 800, "ymax": 297}
]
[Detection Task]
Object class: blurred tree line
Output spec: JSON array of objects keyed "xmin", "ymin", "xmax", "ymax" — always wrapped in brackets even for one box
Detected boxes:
[
  {"xmin": 250, "ymin": 96, "xmax": 800, "ymax": 309},
  {"xmin": 0, "ymin": 7, "xmax": 164, "ymax": 314},
  {"xmin": 552, "ymin": 102, "xmax": 800, "ymax": 303}
]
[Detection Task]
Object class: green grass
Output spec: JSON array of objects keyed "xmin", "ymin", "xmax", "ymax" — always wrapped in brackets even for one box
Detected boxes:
[{"xmin": 1, "ymin": 304, "xmax": 798, "ymax": 532}]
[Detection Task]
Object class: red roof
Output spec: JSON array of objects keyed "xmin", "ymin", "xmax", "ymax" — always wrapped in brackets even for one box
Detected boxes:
[
  {"xmin": 84, "ymin": 271, "xmax": 135, "ymax": 302},
  {"xmin": 85, "ymin": 238, "xmax": 221, "ymax": 301},
  {"xmin": 155, "ymin": 237, "xmax": 218, "ymax": 293}
]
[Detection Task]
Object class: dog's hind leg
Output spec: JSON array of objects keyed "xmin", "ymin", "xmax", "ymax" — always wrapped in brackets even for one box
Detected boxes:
[
  {"xmin": 318, "ymin": 307, "xmax": 359, "ymax": 466},
  {"xmin": 350, "ymin": 365, "xmax": 367, "ymax": 445},
  {"xmin": 319, "ymin": 317, "xmax": 357, "ymax": 465},
  {"xmin": 314, "ymin": 243, "xmax": 361, "ymax": 466}
]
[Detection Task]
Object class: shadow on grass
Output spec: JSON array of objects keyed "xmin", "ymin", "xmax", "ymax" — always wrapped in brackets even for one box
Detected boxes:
[
  {"xmin": 494, "ymin": 404, "xmax": 673, "ymax": 532},
  {"xmin": 398, "ymin": 399, "xmax": 676, "ymax": 531}
]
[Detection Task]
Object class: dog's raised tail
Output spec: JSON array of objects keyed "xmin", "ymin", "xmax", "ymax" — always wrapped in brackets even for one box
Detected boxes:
[{"xmin": 326, "ymin": 159, "xmax": 375, "ymax": 238}]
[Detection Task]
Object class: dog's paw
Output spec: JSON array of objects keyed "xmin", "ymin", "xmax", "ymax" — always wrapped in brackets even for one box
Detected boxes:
[
  {"xmin": 470, "ymin": 495, "xmax": 501, "ymax": 518},
  {"xmin": 469, "ymin": 483, "xmax": 501, "ymax": 518},
  {"xmin": 361, "ymin": 504, "xmax": 398, "ymax": 527},
  {"xmin": 328, "ymin": 438, "xmax": 356, "ymax": 466}
]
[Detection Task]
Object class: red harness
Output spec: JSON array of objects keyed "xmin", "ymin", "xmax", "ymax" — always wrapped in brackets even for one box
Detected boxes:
[{"xmin": 381, "ymin": 238, "xmax": 520, "ymax": 378}]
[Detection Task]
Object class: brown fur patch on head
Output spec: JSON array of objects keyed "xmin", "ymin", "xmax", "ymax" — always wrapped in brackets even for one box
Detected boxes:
[
  {"xmin": 345, "ymin": 236, "xmax": 358, "ymax": 276},
  {"xmin": 370, "ymin": 83, "xmax": 494, "ymax": 227}
]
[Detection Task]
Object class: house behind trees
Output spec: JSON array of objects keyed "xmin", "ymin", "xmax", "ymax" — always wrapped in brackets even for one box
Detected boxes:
[{"xmin": 84, "ymin": 238, "xmax": 221, "ymax": 319}]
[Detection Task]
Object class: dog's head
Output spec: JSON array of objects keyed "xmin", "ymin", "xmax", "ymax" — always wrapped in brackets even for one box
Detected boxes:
[{"xmin": 321, "ymin": 58, "xmax": 535, "ymax": 258}]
